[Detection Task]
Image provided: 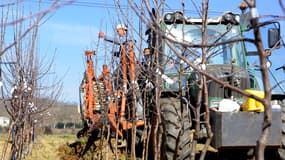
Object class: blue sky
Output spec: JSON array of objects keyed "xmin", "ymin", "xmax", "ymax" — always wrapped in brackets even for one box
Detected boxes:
[{"xmin": 29, "ymin": 0, "xmax": 285, "ymax": 103}]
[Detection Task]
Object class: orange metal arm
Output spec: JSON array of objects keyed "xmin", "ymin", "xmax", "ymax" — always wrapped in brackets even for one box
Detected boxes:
[
  {"xmin": 99, "ymin": 64, "xmax": 113, "ymax": 97},
  {"xmin": 96, "ymin": 44, "xmax": 143, "ymax": 136},
  {"xmin": 120, "ymin": 45, "xmax": 128, "ymax": 92},
  {"xmin": 84, "ymin": 50, "xmax": 97, "ymax": 120},
  {"xmin": 128, "ymin": 43, "xmax": 136, "ymax": 83},
  {"xmin": 119, "ymin": 45, "xmax": 128, "ymax": 122},
  {"xmin": 99, "ymin": 64, "xmax": 123, "ymax": 137}
]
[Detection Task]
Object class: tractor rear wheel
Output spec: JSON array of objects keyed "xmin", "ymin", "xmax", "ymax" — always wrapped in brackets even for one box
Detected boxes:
[{"xmin": 160, "ymin": 98, "xmax": 193, "ymax": 160}]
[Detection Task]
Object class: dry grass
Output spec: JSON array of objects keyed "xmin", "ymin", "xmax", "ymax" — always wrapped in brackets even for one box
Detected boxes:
[
  {"xmin": 0, "ymin": 132, "xmax": 132, "ymax": 160},
  {"xmin": 0, "ymin": 133, "xmax": 77, "ymax": 160},
  {"xmin": 26, "ymin": 134, "xmax": 77, "ymax": 160},
  {"xmin": 0, "ymin": 133, "xmax": 11, "ymax": 160}
]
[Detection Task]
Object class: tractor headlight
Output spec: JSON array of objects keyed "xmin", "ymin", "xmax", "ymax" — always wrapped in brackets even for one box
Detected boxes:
[
  {"xmin": 164, "ymin": 13, "xmax": 173, "ymax": 23},
  {"xmin": 174, "ymin": 11, "xmax": 183, "ymax": 21},
  {"xmin": 164, "ymin": 11, "xmax": 184, "ymax": 23},
  {"xmin": 222, "ymin": 12, "xmax": 239, "ymax": 24},
  {"xmin": 224, "ymin": 13, "xmax": 234, "ymax": 22}
]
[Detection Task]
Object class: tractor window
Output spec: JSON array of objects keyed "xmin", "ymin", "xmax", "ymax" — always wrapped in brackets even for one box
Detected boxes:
[{"xmin": 164, "ymin": 24, "xmax": 246, "ymax": 69}]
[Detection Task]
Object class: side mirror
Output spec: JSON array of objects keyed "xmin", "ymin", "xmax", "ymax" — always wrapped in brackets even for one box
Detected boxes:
[{"xmin": 268, "ymin": 28, "xmax": 281, "ymax": 49}]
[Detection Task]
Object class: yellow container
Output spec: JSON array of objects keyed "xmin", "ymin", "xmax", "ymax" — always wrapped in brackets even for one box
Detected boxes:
[{"xmin": 242, "ymin": 89, "xmax": 264, "ymax": 112}]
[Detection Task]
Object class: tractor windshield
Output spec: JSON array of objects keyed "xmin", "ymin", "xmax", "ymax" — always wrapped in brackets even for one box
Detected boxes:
[{"xmin": 164, "ymin": 23, "xmax": 246, "ymax": 73}]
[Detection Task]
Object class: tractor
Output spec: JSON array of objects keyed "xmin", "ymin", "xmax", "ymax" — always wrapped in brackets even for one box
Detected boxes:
[
  {"xmin": 77, "ymin": 4, "xmax": 285, "ymax": 160},
  {"xmin": 142, "ymin": 5, "xmax": 284, "ymax": 160}
]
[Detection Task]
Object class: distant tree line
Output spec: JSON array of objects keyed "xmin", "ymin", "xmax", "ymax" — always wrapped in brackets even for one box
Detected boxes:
[
  {"xmin": 53, "ymin": 121, "xmax": 83, "ymax": 129},
  {"xmin": 0, "ymin": 126, "xmax": 9, "ymax": 133}
]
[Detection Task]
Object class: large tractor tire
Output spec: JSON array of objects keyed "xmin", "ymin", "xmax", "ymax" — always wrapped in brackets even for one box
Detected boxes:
[
  {"xmin": 160, "ymin": 98, "xmax": 193, "ymax": 160},
  {"xmin": 279, "ymin": 102, "xmax": 285, "ymax": 160}
]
